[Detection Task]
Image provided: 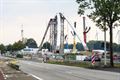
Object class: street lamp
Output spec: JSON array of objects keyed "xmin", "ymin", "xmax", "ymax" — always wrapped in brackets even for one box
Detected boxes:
[{"xmin": 104, "ymin": 25, "xmax": 108, "ymax": 66}]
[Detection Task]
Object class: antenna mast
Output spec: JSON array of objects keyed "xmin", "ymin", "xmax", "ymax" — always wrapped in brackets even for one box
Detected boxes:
[{"xmin": 21, "ymin": 24, "xmax": 24, "ymax": 43}]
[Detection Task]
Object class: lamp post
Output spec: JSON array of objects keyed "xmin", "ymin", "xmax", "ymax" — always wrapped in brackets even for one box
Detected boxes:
[{"xmin": 104, "ymin": 23, "xmax": 107, "ymax": 66}]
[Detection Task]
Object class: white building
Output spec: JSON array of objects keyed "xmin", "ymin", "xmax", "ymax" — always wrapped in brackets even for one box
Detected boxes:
[{"xmin": 21, "ymin": 46, "xmax": 39, "ymax": 55}]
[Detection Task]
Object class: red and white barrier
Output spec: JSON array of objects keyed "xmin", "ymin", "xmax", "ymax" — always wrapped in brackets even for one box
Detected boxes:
[{"xmin": 91, "ymin": 51, "xmax": 95, "ymax": 65}]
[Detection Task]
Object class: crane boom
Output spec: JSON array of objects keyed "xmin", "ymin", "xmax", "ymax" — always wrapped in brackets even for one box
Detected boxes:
[{"xmin": 39, "ymin": 19, "xmax": 52, "ymax": 50}]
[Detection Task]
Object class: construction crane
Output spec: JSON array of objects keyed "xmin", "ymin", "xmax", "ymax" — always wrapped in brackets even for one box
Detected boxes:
[
  {"xmin": 39, "ymin": 13, "xmax": 89, "ymax": 53},
  {"xmin": 39, "ymin": 16, "xmax": 58, "ymax": 51},
  {"xmin": 59, "ymin": 13, "xmax": 89, "ymax": 51}
]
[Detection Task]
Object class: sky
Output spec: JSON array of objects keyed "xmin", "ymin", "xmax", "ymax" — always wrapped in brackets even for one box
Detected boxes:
[{"xmin": 0, "ymin": 0, "xmax": 120, "ymax": 46}]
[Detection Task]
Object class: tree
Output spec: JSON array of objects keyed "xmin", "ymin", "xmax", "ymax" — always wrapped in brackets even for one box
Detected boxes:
[
  {"xmin": 76, "ymin": 42, "xmax": 84, "ymax": 51},
  {"xmin": 6, "ymin": 44, "xmax": 13, "ymax": 51},
  {"xmin": 42, "ymin": 42, "xmax": 51, "ymax": 51},
  {"xmin": 68, "ymin": 44, "xmax": 73, "ymax": 49},
  {"xmin": 12, "ymin": 41, "xmax": 25, "ymax": 51},
  {"xmin": 0, "ymin": 44, "xmax": 6, "ymax": 54},
  {"xmin": 76, "ymin": 0, "xmax": 120, "ymax": 67},
  {"xmin": 26, "ymin": 38, "xmax": 38, "ymax": 48}
]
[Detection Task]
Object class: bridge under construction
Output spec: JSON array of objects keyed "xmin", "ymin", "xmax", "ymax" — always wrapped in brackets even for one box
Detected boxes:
[{"xmin": 39, "ymin": 13, "xmax": 90, "ymax": 54}]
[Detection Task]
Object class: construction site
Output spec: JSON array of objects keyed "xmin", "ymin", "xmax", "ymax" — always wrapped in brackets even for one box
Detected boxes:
[
  {"xmin": 0, "ymin": 12, "xmax": 120, "ymax": 80},
  {"xmin": 39, "ymin": 13, "xmax": 89, "ymax": 53}
]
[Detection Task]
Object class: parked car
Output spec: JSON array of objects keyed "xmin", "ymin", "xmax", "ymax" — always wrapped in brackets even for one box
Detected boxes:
[
  {"xmin": 84, "ymin": 56, "xmax": 101, "ymax": 61},
  {"xmin": 84, "ymin": 56, "xmax": 91, "ymax": 61}
]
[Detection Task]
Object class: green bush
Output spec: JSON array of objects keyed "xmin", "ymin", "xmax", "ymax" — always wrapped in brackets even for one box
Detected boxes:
[{"xmin": 16, "ymin": 54, "xmax": 23, "ymax": 58}]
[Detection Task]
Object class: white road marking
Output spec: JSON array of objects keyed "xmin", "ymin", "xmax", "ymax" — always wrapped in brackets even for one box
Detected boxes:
[{"xmin": 30, "ymin": 74, "xmax": 43, "ymax": 80}]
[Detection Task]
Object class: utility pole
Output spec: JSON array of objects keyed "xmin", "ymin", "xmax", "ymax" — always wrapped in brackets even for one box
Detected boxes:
[{"xmin": 104, "ymin": 23, "xmax": 107, "ymax": 65}]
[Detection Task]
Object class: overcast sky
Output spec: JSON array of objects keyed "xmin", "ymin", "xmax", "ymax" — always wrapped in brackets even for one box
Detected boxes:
[{"xmin": 0, "ymin": 0, "xmax": 119, "ymax": 46}]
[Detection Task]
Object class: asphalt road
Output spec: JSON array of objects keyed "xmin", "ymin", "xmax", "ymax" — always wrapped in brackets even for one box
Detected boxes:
[{"xmin": 18, "ymin": 60, "xmax": 120, "ymax": 80}]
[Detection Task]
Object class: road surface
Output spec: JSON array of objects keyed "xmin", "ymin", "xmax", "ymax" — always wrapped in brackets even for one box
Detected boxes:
[{"xmin": 18, "ymin": 60, "xmax": 120, "ymax": 80}]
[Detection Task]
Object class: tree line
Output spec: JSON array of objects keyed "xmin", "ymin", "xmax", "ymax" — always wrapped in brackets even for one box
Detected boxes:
[
  {"xmin": 67, "ymin": 41, "xmax": 120, "ymax": 52},
  {"xmin": 0, "ymin": 38, "xmax": 38, "ymax": 54},
  {"xmin": 42, "ymin": 40, "xmax": 120, "ymax": 52}
]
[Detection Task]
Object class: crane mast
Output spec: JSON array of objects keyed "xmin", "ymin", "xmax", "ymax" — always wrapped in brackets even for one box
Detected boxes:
[
  {"xmin": 39, "ymin": 16, "xmax": 58, "ymax": 51},
  {"xmin": 50, "ymin": 16, "xmax": 58, "ymax": 52},
  {"xmin": 59, "ymin": 13, "xmax": 65, "ymax": 54}
]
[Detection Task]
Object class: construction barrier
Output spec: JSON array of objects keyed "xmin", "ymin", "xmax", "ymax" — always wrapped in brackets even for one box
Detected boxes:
[{"xmin": 91, "ymin": 51, "xmax": 95, "ymax": 65}]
